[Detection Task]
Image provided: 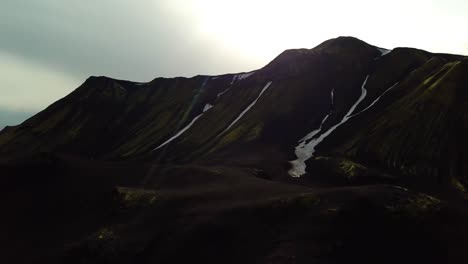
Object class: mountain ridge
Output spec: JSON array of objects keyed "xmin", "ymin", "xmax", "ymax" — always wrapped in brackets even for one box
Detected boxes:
[{"xmin": 2, "ymin": 36, "xmax": 468, "ymax": 264}]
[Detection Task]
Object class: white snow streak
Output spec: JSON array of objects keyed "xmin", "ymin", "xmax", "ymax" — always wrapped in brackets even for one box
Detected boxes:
[
  {"xmin": 351, "ymin": 82, "xmax": 398, "ymax": 117},
  {"xmin": 393, "ymin": 185, "xmax": 409, "ymax": 192},
  {"xmin": 298, "ymin": 89, "xmax": 334, "ymax": 144},
  {"xmin": 300, "ymin": 114, "xmax": 330, "ymax": 143},
  {"xmin": 289, "ymin": 112, "xmax": 331, "ymax": 177},
  {"xmin": 153, "ymin": 114, "xmax": 204, "ymax": 151},
  {"xmin": 221, "ymin": 81, "xmax": 273, "ymax": 135},
  {"xmin": 217, "ymin": 88, "xmax": 230, "ymax": 98},
  {"xmin": 378, "ymin": 48, "xmax": 392, "ymax": 56},
  {"xmin": 230, "ymin": 75, "xmax": 238, "ymax": 84},
  {"xmin": 230, "ymin": 71, "xmax": 256, "ymax": 84},
  {"xmin": 152, "ymin": 103, "xmax": 215, "ymax": 151},
  {"xmin": 289, "ymin": 76, "xmax": 370, "ymax": 177},
  {"xmin": 203, "ymin": 103, "xmax": 214, "ymax": 112},
  {"xmin": 238, "ymin": 71, "xmax": 256, "ymax": 80}
]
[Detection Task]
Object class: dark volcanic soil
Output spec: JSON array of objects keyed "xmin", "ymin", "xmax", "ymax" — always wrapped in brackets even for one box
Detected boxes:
[{"xmin": 1, "ymin": 154, "xmax": 468, "ymax": 264}]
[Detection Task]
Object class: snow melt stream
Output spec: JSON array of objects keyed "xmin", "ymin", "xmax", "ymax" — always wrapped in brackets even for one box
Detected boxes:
[
  {"xmin": 153, "ymin": 103, "xmax": 213, "ymax": 151},
  {"xmin": 351, "ymin": 82, "xmax": 398, "ymax": 117},
  {"xmin": 221, "ymin": 81, "xmax": 272, "ymax": 135},
  {"xmin": 289, "ymin": 76, "xmax": 370, "ymax": 177}
]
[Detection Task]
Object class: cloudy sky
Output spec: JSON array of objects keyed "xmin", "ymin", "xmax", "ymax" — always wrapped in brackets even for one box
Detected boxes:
[{"xmin": 1, "ymin": 0, "xmax": 468, "ymax": 128}]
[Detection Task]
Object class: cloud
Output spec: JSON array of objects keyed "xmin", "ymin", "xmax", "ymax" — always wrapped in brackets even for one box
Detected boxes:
[
  {"xmin": 0, "ymin": 0, "xmax": 264, "ymax": 124},
  {"xmin": 0, "ymin": 52, "xmax": 80, "ymax": 112},
  {"xmin": 0, "ymin": 0, "xmax": 261, "ymax": 82},
  {"xmin": 0, "ymin": 0, "xmax": 467, "ymax": 124},
  {"xmin": 2, "ymin": 0, "xmax": 467, "ymax": 83}
]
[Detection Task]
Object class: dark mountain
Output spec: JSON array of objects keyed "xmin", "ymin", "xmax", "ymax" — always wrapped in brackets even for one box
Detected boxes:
[{"xmin": 2, "ymin": 36, "xmax": 468, "ymax": 263}]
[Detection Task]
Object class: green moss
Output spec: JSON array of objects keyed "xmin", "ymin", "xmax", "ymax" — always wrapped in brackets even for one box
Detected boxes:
[
  {"xmin": 272, "ymin": 193, "xmax": 320, "ymax": 209},
  {"xmin": 218, "ymin": 125, "xmax": 248, "ymax": 147},
  {"xmin": 245, "ymin": 122, "xmax": 264, "ymax": 142},
  {"xmin": 408, "ymin": 194, "xmax": 441, "ymax": 210},
  {"xmin": 426, "ymin": 61, "xmax": 460, "ymax": 91},
  {"xmin": 385, "ymin": 193, "xmax": 442, "ymax": 218},
  {"xmin": 338, "ymin": 160, "xmax": 367, "ymax": 179},
  {"xmin": 96, "ymin": 227, "xmax": 115, "ymax": 241},
  {"xmin": 314, "ymin": 156, "xmax": 368, "ymax": 181},
  {"xmin": 334, "ymin": 58, "xmax": 466, "ymax": 182},
  {"xmin": 422, "ymin": 75, "xmax": 435, "ymax": 86},
  {"xmin": 208, "ymin": 168, "xmax": 222, "ymax": 175},
  {"xmin": 451, "ymin": 177, "xmax": 466, "ymax": 193},
  {"xmin": 116, "ymin": 187, "xmax": 159, "ymax": 209},
  {"xmin": 118, "ymin": 110, "xmax": 174, "ymax": 157}
]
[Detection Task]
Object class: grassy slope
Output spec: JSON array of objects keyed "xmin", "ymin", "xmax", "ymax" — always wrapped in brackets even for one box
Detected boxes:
[{"xmin": 318, "ymin": 53, "xmax": 468, "ymax": 190}]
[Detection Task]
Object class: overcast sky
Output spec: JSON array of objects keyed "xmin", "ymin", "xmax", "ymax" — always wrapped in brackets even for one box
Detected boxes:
[{"xmin": 1, "ymin": 0, "xmax": 468, "ymax": 128}]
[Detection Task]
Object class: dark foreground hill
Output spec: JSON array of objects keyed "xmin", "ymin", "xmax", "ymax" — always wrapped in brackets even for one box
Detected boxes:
[{"xmin": 1, "ymin": 37, "xmax": 468, "ymax": 263}]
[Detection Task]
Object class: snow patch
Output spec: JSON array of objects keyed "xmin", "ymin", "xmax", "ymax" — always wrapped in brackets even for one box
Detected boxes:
[
  {"xmin": 289, "ymin": 112, "xmax": 331, "ymax": 177},
  {"xmin": 238, "ymin": 71, "xmax": 256, "ymax": 80},
  {"xmin": 392, "ymin": 185, "xmax": 409, "ymax": 192},
  {"xmin": 203, "ymin": 103, "xmax": 214, "ymax": 112},
  {"xmin": 221, "ymin": 81, "xmax": 272, "ymax": 135},
  {"xmin": 289, "ymin": 76, "xmax": 370, "ymax": 177},
  {"xmin": 217, "ymin": 88, "xmax": 230, "ymax": 98},
  {"xmin": 230, "ymin": 75, "xmax": 239, "ymax": 84},
  {"xmin": 378, "ymin": 48, "xmax": 392, "ymax": 56},
  {"xmin": 230, "ymin": 71, "xmax": 256, "ymax": 84}
]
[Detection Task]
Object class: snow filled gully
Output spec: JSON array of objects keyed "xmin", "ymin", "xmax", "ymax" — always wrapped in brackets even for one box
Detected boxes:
[
  {"xmin": 153, "ymin": 78, "xmax": 216, "ymax": 151},
  {"xmin": 288, "ymin": 75, "xmax": 370, "ymax": 177},
  {"xmin": 288, "ymin": 76, "xmax": 400, "ymax": 177},
  {"xmin": 375, "ymin": 48, "xmax": 392, "ymax": 61},
  {"xmin": 220, "ymin": 81, "xmax": 273, "ymax": 135},
  {"xmin": 230, "ymin": 71, "xmax": 256, "ymax": 85},
  {"xmin": 350, "ymin": 82, "xmax": 398, "ymax": 117},
  {"xmin": 154, "ymin": 80, "xmax": 271, "ymax": 150},
  {"xmin": 152, "ymin": 103, "xmax": 213, "ymax": 151},
  {"xmin": 214, "ymin": 71, "xmax": 256, "ymax": 99}
]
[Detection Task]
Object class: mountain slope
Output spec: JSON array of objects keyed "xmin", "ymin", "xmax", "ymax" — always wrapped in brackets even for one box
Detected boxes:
[
  {"xmin": 316, "ymin": 52, "xmax": 468, "ymax": 189},
  {"xmin": 0, "ymin": 37, "xmax": 379, "ymax": 163},
  {"xmin": 1, "ymin": 36, "xmax": 468, "ymax": 264}
]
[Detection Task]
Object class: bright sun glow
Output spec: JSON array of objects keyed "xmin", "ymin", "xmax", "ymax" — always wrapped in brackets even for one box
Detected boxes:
[
  {"xmin": 177, "ymin": 0, "xmax": 347, "ymax": 62},
  {"xmin": 163, "ymin": 0, "xmax": 468, "ymax": 68}
]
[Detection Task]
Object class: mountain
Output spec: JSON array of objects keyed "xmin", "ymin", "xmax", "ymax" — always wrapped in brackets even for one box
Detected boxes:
[{"xmin": 1, "ymin": 36, "xmax": 468, "ymax": 263}]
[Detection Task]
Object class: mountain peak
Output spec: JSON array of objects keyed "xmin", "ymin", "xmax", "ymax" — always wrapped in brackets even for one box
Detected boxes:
[
  {"xmin": 3, "ymin": 37, "xmax": 468, "ymax": 263},
  {"xmin": 313, "ymin": 36, "xmax": 376, "ymax": 53},
  {"xmin": 262, "ymin": 36, "xmax": 378, "ymax": 77}
]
